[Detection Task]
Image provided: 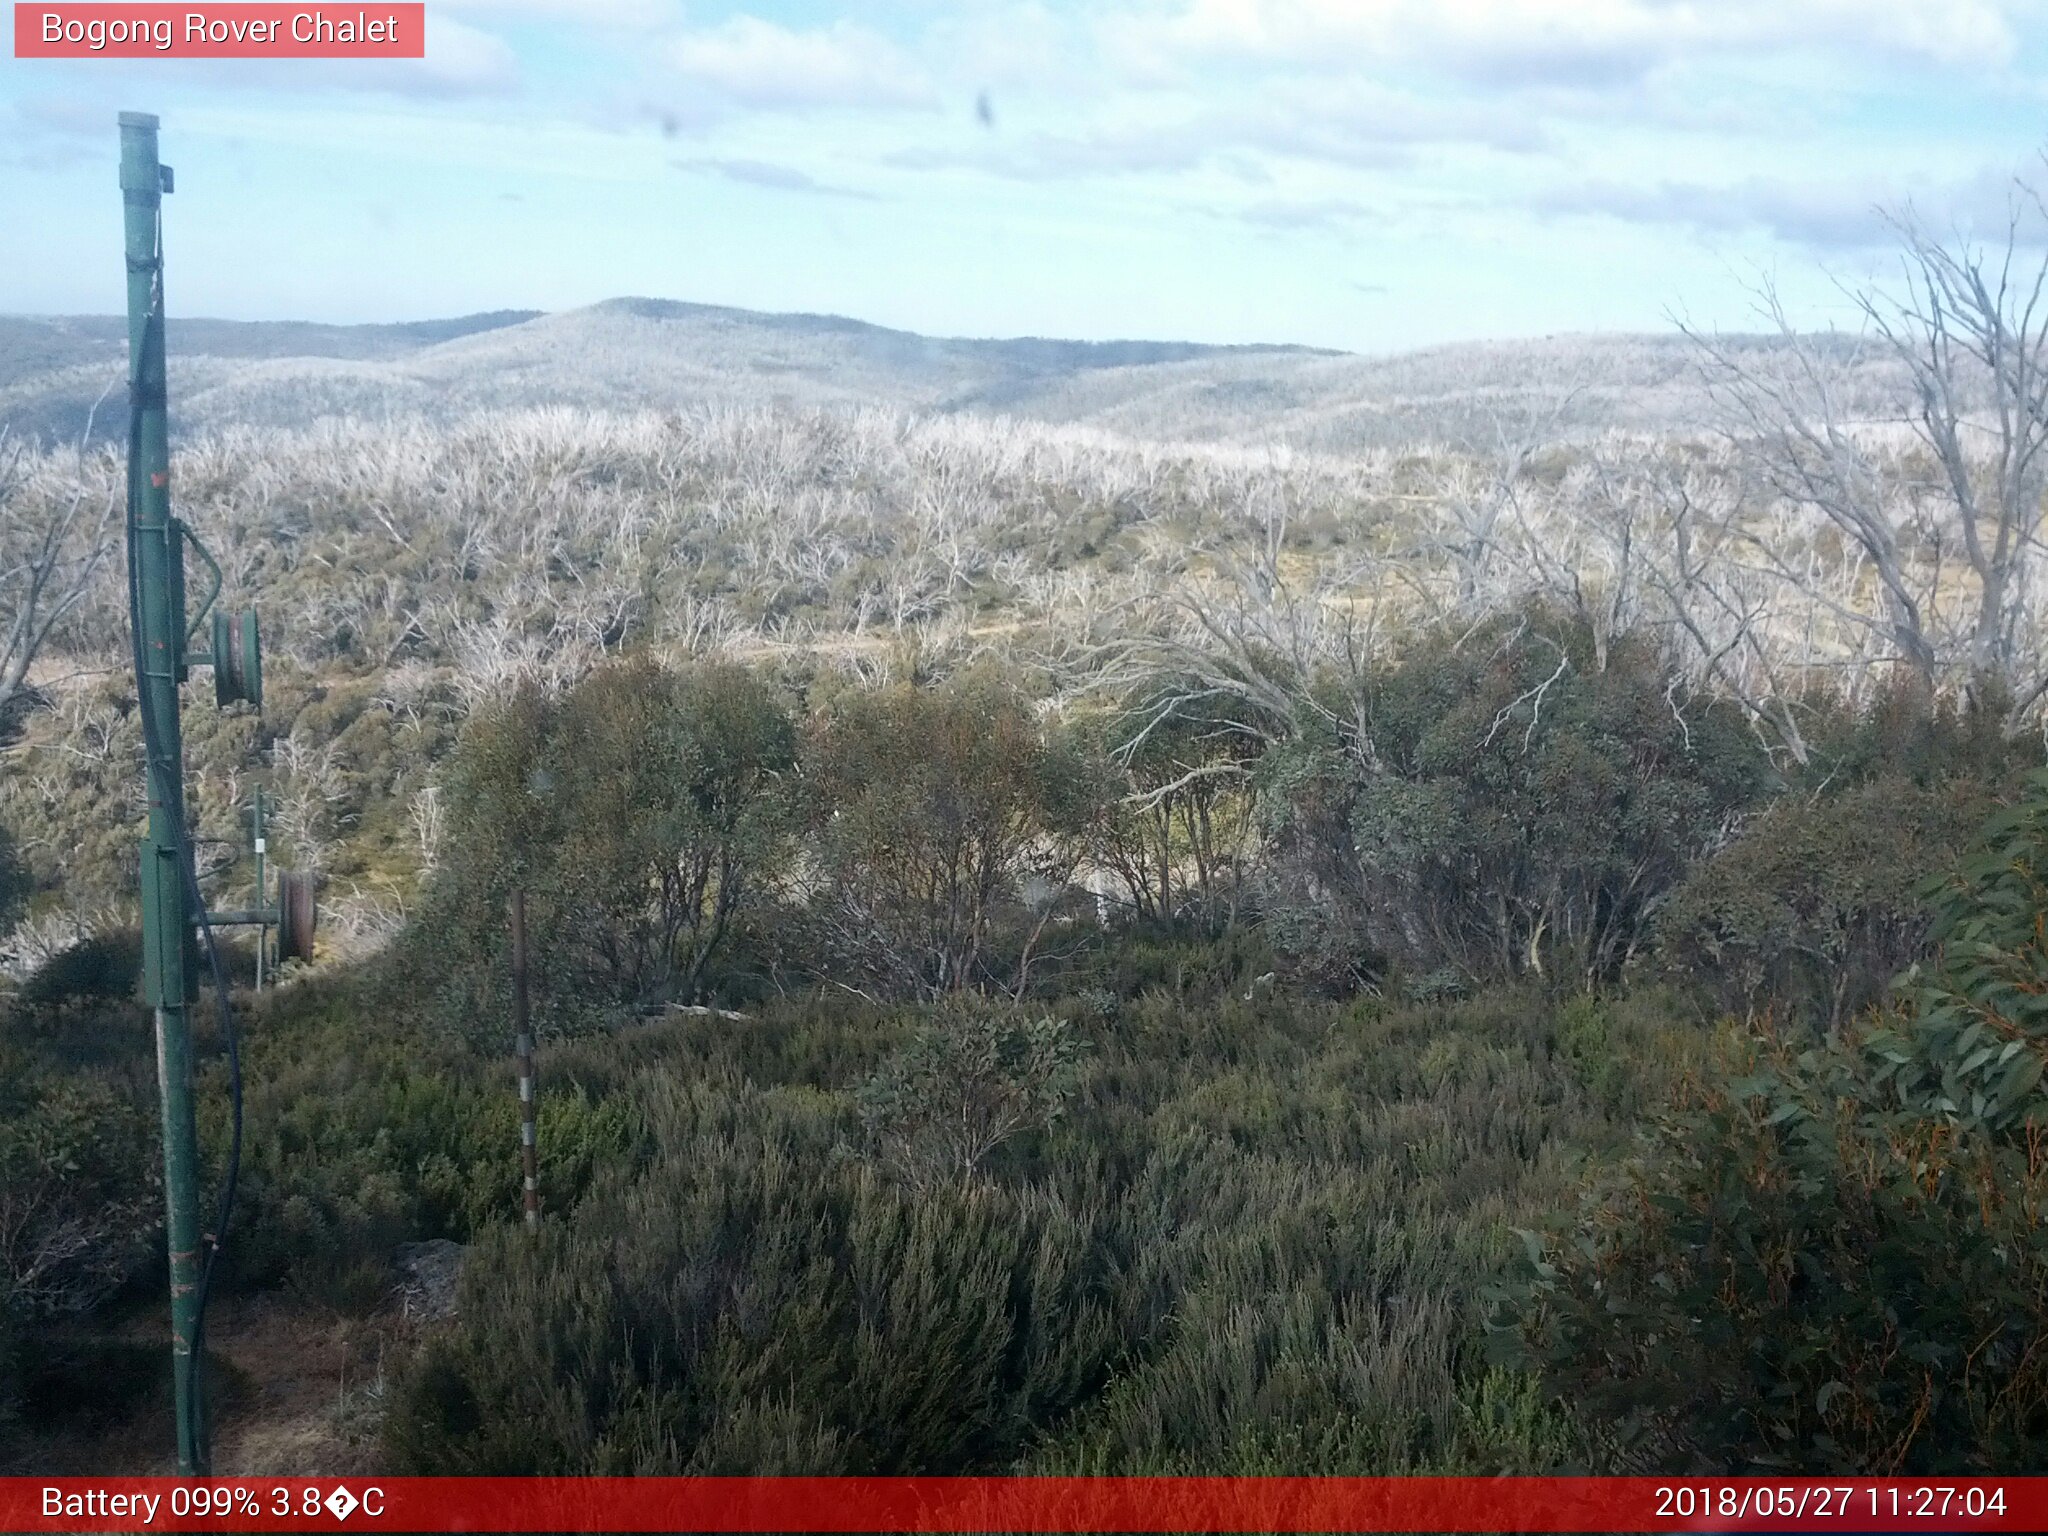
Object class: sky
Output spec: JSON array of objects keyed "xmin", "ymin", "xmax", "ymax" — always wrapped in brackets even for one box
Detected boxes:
[{"xmin": 3, "ymin": 0, "xmax": 2048, "ymax": 353}]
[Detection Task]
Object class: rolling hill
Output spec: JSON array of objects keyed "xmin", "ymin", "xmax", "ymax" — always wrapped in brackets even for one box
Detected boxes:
[{"xmin": 0, "ymin": 296, "xmax": 1903, "ymax": 452}]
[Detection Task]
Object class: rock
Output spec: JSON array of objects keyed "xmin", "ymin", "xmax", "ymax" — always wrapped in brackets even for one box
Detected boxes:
[{"xmin": 391, "ymin": 1239, "xmax": 466, "ymax": 1323}]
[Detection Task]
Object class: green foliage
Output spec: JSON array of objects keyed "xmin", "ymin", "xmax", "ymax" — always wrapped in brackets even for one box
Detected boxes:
[
  {"xmin": 198, "ymin": 974, "xmax": 647, "ymax": 1308},
  {"xmin": 856, "ymin": 1001, "xmax": 1087, "ymax": 1188},
  {"xmin": 16, "ymin": 930, "xmax": 143, "ymax": 1011},
  {"xmin": 411, "ymin": 656, "xmax": 798, "ymax": 1035},
  {"xmin": 0, "ymin": 1070, "xmax": 157, "ymax": 1318},
  {"xmin": 1878, "ymin": 767, "xmax": 2048, "ymax": 1130},
  {"xmin": 1082, "ymin": 920, "xmax": 1275, "ymax": 1004},
  {"xmin": 1495, "ymin": 1022, "xmax": 2048, "ymax": 1471},
  {"xmin": 1500, "ymin": 775, "xmax": 2048, "ymax": 1473},
  {"xmin": 1552, "ymin": 994, "xmax": 1627, "ymax": 1111},
  {"xmin": 384, "ymin": 1079, "xmax": 1121, "ymax": 1474},
  {"xmin": 15, "ymin": 620, "xmax": 2039, "ymax": 1476},
  {"xmin": 1798, "ymin": 674, "xmax": 2031, "ymax": 792},
  {"xmin": 1659, "ymin": 777, "xmax": 1992, "ymax": 1030},
  {"xmin": 383, "ymin": 967, "xmax": 1659, "ymax": 1475},
  {"xmin": 805, "ymin": 673, "xmax": 1096, "ymax": 996},
  {"xmin": 1260, "ymin": 609, "xmax": 1769, "ymax": 988}
]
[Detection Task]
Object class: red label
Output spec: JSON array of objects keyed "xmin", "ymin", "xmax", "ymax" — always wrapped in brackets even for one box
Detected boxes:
[
  {"xmin": 0, "ymin": 1477, "xmax": 2043, "ymax": 1533},
  {"xmin": 13, "ymin": 4, "xmax": 425, "ymax": 57}
]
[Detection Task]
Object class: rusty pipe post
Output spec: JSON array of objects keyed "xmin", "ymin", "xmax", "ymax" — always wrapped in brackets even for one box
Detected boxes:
[{"xmin": 511, "ymin": 890, "xmax": 538, "ymax": 1231}]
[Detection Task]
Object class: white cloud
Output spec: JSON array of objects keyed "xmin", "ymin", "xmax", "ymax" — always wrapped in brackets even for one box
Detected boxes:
[
  {"xmin": 671, "ymin": 157, "xmax": 883, "ymax": 200},
  {"xmin": 0, "ymin": 16, "xmax": 518, "ymax": 117},
  {"xmin": 208, "ymin": 14, "xmax": 522, "ymax": 99},
  {"xmin": 1111, "ymin": 0, "xmax": 2020, "ymax": 87},
  {"xmin": 1236, "ymin": 195, "xmax": 1380, "ymax": 230},
  {"xmin": 887, "ymin": 81, "xmax": 1543, "ymax": 184},
  {"xmin": 661, "ymin": 17, "xmax": 937, "ymax": 113},
  {"xmin": 405, "ymin": 15, "xmax": 523, "ymax": 97},
  {"xmin": 434, "ymin": 0, "xmax": 676, "ymax": 24},
  {"xmin": 924, "ymin": 2, "xmax": 1102, "ymax": 95},
  {"xmin": 1531, "ymin": 163, "xmax": 2044, "ymax": 250}
]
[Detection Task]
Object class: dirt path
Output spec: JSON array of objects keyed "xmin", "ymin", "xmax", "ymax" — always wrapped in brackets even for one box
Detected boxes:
[
  {"xmin": 205, "ymin": 1294, "xmax": 400, "ymax": 1478},
  {"xmin": 4, "ymin": 1293, "xmax": 413, "ymax": 1476}
]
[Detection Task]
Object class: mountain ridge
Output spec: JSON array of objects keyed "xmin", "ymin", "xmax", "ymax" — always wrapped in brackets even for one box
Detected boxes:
[{"xmin": 0, "ymin": 297, "xmax": 1899, "ymax": 452}]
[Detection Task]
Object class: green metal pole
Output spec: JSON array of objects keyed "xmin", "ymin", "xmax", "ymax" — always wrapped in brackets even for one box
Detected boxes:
[
  {"xmin": 120, "ymin": 109, "xmax": 208, "ymax": 1477},
  {"xmin": 252, "ymin": 787, "xmax": 267, "ymax": 993}
]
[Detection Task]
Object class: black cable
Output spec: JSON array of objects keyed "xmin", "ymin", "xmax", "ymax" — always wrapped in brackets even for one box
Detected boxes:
[{"xmin": 126, "ymin": 205, "xmax": 243, "ymax": 1465}]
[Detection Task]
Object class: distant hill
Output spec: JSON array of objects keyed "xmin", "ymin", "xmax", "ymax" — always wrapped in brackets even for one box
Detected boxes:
[
  {"xmin": 0, "ymin": 309, "xmax": 541, "ymax": 443},
  {"xmin": 0, "ymin": 298, "xmax": 1905, "ymax": 452}
]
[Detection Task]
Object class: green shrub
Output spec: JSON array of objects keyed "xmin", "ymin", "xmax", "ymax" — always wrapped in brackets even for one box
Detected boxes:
[
  {"xmin": 406, "ymin": 657, "xmax": 799, "ymax": 1037},
  {"xmin": 383, "ymin": 979, "xmax": 1647, "ymax": 1475},
  {"xmin": 1658, "ymin": 776, "xmax": 1993, "ymax": 1031},
  {"xmin": 1546, "ymin": 992, "xmax": 1698, "ymax": 1115},
  {"xmin": 1495, "ymin": 1021, "xmax": 2048, "ymax": 1471},
  {"xmin": 1499, "ymin": 776, "xmax": 2048, "ymax": 1472},
  {"xmin": 384, "ymin": 1081, "xmax": 1120, "ymax": 1474},
  {"xmin": 17, "ymin": 931, "xmax": 144, "ymax": 1011},
  {"xmin": 856, "ymin": 1000, "xmax": 1087, "ymax": 1189},
  {"xmin": 1258, "ymin": 609, "xmax": 1769, "ymax": 989},
  {"xmin": 1798, "ymin": 675, "xmax": 2034, "ymax": 793},
  {"xmin": 199, "ymin": 974, "xmax": 647, "ymax": 1306},
  {"xmin": 1877, "ymin": 766, "xmax": 2048, "ymax": 1129},
  {"xmin": 804, "ymin": 672, "xmax": 1097, "ymax": 997},
  {"xmin": 1084, "ymin": 922, "xmax": 1275, "ymax": 1004},
  {"xmin": 0, "ymin": 1074, "xmax": 158, "ymax": 1317}
]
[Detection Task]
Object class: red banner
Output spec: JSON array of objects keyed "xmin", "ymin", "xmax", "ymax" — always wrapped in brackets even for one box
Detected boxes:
[
  {"xmin": 2, "ymin": 1477, "xmax": 2043, "ymax": 1533},
  {"xmin": 13, "ymin": 5, "xmax": 425, "ymax": 58}
]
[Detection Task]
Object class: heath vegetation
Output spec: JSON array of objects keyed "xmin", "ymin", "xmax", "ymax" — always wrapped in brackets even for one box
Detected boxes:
[{"xmin": 4, "ymin": 186, "xmax": 2048, "ymax": 1474}]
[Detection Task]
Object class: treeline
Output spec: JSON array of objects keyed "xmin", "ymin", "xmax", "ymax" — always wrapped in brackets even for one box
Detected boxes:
[{"xmin": 406, "ymin": 606, "xmax": 2035, "ymax": 1039}]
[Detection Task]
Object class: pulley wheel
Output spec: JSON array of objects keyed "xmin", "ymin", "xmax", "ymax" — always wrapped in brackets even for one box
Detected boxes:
[
  {"xmin": 276, "ymin": 868, "xmax": 318, "ymax": 964},
  {"xmin": 212, "ymin": 606, "xmax": 263, "ymax": 709}
]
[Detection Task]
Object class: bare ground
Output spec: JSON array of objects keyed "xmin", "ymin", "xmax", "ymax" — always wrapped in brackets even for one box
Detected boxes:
[{"xmin": 3, "ymin": 1291, "xmax": 419, "ymax": 1476}]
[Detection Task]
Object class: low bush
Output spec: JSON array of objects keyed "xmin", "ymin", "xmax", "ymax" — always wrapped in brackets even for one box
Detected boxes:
[
  {"xmin": 384, "ymin": 1080, "xmax": 1121, "ymax": 1473},
  {"xmin": 1494, "ymin": 1019, "xmax": 2048, "ymax": 1471},
  {"xmin": 196, "ymin": 975, "xmax": 648, "ymax": 1308},
  {"xmin": 1656, "ymin": 776, "xmax": 1993, "ymax": 1031},
  {"xmin": 1257, "ymin": 609, "xmax": 1770, "ymax": 990},
  {"xmin": 1498, "ymin": 774, "xmax": 2048, "ymax": 1472},
  {"xmin": 17, "ymin": 931, "xmax": 144, "ymax": 1012},
  {"xmin": 0, "ymin": 1070, "xmax": 158, "ymax": 1319},
  {"xmin": 855, "ymin": 1000, "xmax": 1087, "ymax": 1189},
  {"xmin": 384, "ymin": 977, "xmax": 1662, "ymax": 1474}
]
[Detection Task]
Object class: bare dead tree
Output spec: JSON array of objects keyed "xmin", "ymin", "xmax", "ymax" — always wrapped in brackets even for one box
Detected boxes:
[
  {"xmin": 1866, "ymin": 182, "xmax": 2048, "ymax": 714},
  {"xmin": 0, "ymin": 425, "xmax": 121, "ymax": 728},
  {"xmin": 1425, "ymin": 381, "xmax": 1591, "ymax": 614},
  {"xmin": 1685, "ymin": 165, "xmax": 2048, "ymax": 725},
  {"xmin": 1685, "ymin": 286, "xmax": 1940, "ymax": 692},
  {"xmin": 1642, "ymin": 459, "xmax": 1818, "ymax": 764}
]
